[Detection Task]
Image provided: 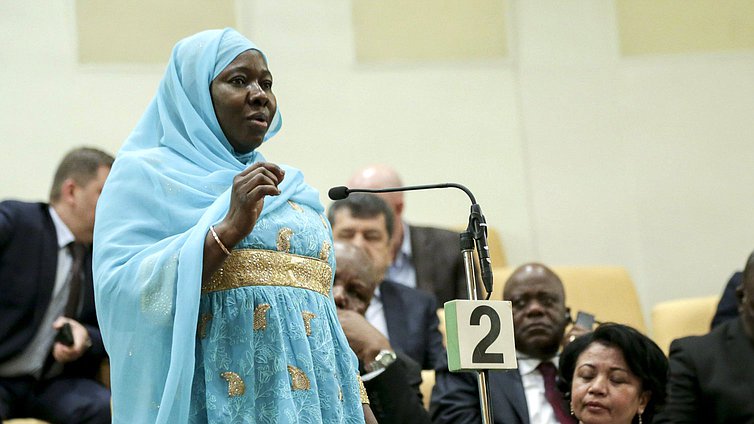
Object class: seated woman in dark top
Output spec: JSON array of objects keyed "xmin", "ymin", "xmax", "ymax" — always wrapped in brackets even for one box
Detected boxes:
[{"xmin": 559, "ymin": 323, "xmax": 667, "ymax": 424}]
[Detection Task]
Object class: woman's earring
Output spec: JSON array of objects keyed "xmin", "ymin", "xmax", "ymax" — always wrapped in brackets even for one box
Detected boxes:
[
  {"xmin": 570, "ymin": 404, "xmax": 575, "ymax": 416},
  {"xmin": 638, "ymin": 413, "xmax": 643, "ymax": 424}
]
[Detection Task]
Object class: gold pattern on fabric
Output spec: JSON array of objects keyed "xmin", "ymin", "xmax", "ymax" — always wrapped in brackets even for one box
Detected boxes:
[
  {"xmin": 358, "ymin": 375, "xmax": 370, "ymax": 404},
  {"xmin": 198, "ymin": 313, "xmax": 213, "ymax": 339},
  {"xmin": 339, "ymin": 387, "xmax": 344, "ymax": 401},
  {"xmin": 277, "ymin": 228, "xmax": 293, "ymax": 253},
  {"xmin": 301, "ymin": 311, "xmax": 316, "ymax": 336},
  {"xmin": 287, "ymin": 365, "xmax": 311, "ymax": 391},
  {"xmin": 287, "ymin": 200, "xmax": 304, "ymax": 213},
  {"xmin": 319, "ymin": 214, "xmax": 329, "ymax": 229},
  {"xmin": 203, "ymin": 249, "xmax": 332, "ymax": 297},
  {"xmin": 319, "ymin": 241, "xmax": 331, "ymax": 262},
  {"xmin": 220, "ymin": 371, "xmax": 246, "ymax": 397},
  {"xmin": 254, "ymin": 304, "xmax": 271, "ymax": 331}
]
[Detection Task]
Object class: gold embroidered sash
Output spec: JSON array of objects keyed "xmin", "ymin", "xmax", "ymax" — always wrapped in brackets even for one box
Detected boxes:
[{"xmin": 203, "ymin": 249, "xmax": 332, "ymax": 297}]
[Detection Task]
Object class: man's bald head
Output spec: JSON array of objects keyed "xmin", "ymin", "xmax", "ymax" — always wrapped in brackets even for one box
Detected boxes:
[
  {"xmin": 503, "ymin": 263, "xmax": 569, "ymax": 359},
  {"xmin": 347, "ymin": 164, "xmax": 404, "ymax": 216},
  {"xmin": 333, "ymin": 241, "xmax": 380, "ymax": 315}
]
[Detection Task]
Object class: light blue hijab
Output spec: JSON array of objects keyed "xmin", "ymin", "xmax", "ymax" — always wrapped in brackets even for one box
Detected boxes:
[{"xmin": 93, "ymin": 28, "xmax": 322, "ymax": 423}]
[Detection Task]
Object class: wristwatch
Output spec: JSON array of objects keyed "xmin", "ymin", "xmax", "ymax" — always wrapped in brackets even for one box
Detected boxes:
[{"xmin": 364, "ymin": 349, "xmax": 397, "ymax": 373}]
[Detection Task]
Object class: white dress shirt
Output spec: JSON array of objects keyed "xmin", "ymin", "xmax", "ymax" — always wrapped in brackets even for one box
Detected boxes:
[{"xmin": 518, "ymin": 353, "xmax": 561, "ymax": 424}]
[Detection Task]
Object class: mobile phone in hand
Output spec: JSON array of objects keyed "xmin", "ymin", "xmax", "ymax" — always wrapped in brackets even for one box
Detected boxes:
[
  {"xmin": 574, "ymin": 311, "xmax": 596, "ymax": 330},
  {"xmin": 55, "ymin": 322, "xmax": 74, "ymax": 347}
]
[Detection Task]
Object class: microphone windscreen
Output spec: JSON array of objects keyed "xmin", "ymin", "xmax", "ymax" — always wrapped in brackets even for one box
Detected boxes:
[{"xmin": 328, "ymin": 186, "xmax": 350, "ymax": 200}]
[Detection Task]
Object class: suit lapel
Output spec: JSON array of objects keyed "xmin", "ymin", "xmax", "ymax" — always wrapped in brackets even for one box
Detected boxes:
[
  {"xmin": 725, "ymin": 319, "xmax": 754, "ymax": 395},
  {"xmin": 497, "ymin": 370, "xmax": 530, "ymax": 424},
  {"xmin": 35, "ymin": 205, "xmax": 59, "ymax": 321},
  {"xmin": 381, "ymin": 282, "xmax": 409, "ymax": 349},
  {"xmin": 408, "ymin": 226, "xmax": 432, "ymax": 293}
]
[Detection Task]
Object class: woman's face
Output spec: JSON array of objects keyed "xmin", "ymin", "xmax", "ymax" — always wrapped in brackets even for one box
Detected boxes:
[
  {"xmin": 570, "ymin": 342, "xmax": 650, "ymax": 424},
  {"xmin": 210, "ymin": 49, "xmax": 277, "ymax": 153}
]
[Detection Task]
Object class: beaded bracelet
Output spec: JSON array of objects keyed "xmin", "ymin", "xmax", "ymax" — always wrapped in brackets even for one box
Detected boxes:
[{"xmin": 210, "ymin": 225, "xmax": 231, "ymax": 255}]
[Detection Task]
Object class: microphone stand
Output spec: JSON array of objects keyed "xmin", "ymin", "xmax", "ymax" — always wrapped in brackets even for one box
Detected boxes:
[
  {"xmin": 329, "ymin": 183, "xmax": 495, "ymax": 423},
  {"xmin": 461, "ymin": 224, "xmax": 493, "ymax": 424}
]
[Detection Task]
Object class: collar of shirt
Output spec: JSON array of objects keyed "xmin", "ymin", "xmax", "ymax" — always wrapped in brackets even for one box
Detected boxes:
[
  {"xmin": 399, "ymin": 222, "xmax": 412, "ymax": 257},
  {"xmin": 49, "ymin": 206, "xmax": 75, "ymax": 249},
  {"xmin": 516, "ymin": 351, "xmax": 560, "ymax": 376},
  {"xmin": 365, "ymin": 285, "xmax": 389, "ymax": 339}
]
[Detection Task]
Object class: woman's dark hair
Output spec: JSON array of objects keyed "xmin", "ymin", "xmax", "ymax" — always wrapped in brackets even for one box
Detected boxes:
[{"xmin": 558, "ymin": 323, "xmax": 668, "ymax": 423}]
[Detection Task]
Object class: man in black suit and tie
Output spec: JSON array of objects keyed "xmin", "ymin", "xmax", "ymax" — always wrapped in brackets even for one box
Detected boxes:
[
  {"xmin": 0, "ymin": 147, "xmax": 113, "ymax": 423},
  {"xmin": 656, "ymin": 251, "xmax": 754, "ymax": 424},
  {"xmin": 430, "ymin": 263, "xmax": 584, "ymax": 424},
  {"xmin": 328, "ymin": 193, "xmax": 446, "ymax": 371},
  {"xmin": 333, "ymin": 241, "xmax": 430, "ymax": 424},
  {"xmin": 347, "ymin": 164, "xmax": 467, "ymax": 306}
]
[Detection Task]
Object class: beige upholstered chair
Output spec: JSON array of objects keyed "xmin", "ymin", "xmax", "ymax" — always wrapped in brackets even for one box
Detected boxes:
[
  {"xmin": 489, "ymin": 266, "xmax": 646, "ymax": 333},
  {"xmin": 651, "ymin": 295, "xmax": 718, "ymax": 355}
]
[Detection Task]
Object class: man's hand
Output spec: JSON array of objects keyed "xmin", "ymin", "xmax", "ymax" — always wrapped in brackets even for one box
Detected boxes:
[
  {"xmin": 337, "ymin": 309, "xmax": 392, "ymax": 366},
  {"xmin": 52, "ymin": 317, "xmax": 91, "ymax": 364}
]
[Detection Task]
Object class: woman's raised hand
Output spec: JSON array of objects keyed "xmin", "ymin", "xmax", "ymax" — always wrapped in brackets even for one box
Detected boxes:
[{"xmin": 217, "ymin": 162, "xmax": 285, "ymax": 247}]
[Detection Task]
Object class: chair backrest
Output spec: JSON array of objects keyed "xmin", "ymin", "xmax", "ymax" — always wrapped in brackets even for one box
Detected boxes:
[
  {"xmin": 489, "ymin": 266, "xmax": 646, "ymax": 333},
  {"xmin": 651, "ymin": 295, "xmax": 719, "ymax": 355}
]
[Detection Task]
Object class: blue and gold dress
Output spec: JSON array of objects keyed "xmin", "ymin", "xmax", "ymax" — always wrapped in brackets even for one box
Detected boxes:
[{"xmin": 191, "ymin": 200, "xmax": 366, "ymax": 423}]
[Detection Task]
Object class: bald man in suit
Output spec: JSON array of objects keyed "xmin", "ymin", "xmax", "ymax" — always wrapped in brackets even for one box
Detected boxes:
[{"xmin": 347, "ymin": 164, "xmax": 467, "ymax": 306}]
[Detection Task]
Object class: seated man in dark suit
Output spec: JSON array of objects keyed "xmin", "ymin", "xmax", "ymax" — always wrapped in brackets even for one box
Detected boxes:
[
  {"xmin": 347, "ymin": 164, "xmax": 467, "ymax": 306},
  {"xmin": 333, "ymin": 241, "xmax": 430, "ymax": 424},
  {"xmin": 656, "ymin": 251, "xmax": 754, "ymax": 424},
  {"xmin": 431, "ymin": 263, "xmax": 585, "ymax": 424},
  {"xmin": 328, "ymin": 193, "xmax": 446, "ymax": 371},
  {"xmin": 0, "ymin": 147, "xmax": 113, "ymax": 423}
]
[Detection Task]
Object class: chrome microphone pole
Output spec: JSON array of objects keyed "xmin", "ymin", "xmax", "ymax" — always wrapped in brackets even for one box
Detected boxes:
[{"xmin": 460, "ymin": 231, "xmax": 493, "ymax": 424}]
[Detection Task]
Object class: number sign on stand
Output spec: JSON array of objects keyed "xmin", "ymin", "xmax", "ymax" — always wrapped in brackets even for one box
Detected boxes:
[{"xmin": 444, "ymin": 300, "xmax": 517, "ymax": 372}]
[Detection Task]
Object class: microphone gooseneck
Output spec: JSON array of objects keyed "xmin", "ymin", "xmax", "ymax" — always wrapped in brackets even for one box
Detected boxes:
[{"xmin": 328, "ymin": 183, "xmax": 493, "ymax": 297}]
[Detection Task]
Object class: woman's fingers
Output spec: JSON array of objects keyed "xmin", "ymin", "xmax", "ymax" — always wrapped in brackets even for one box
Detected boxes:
[
  {"xmin": 237, "ymin": 162, "xmax": 285, "ymax": 185},
  {"xmin": 234, "ymin": 172, "xmax": 280, "ymax": 203}
]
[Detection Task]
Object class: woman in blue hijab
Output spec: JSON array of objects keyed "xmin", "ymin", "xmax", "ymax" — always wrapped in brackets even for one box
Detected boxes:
[{"xmin": 93, "ymin": 28, "xmax": 375, "ymax": 423}]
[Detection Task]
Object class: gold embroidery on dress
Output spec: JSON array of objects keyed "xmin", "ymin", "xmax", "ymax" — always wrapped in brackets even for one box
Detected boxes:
[
  {"xmin": 339, "ymin": 387, "xmax": 343, "ymax": 401},
  {"xmin": 254, "ymin": 304, "xmax": 271, "ymax": 331},
  {"xmin": 277, "ymin": 228, "xmax": 293, "ymax": 253},
  {"xmin": 287, "ymin": 200, "xmax": 303, "ymax": 213},
  {"xmin": 287, "ymin": 365, "xmax": 311, "ymax": 391},
  {"xmin": 221, "ymin": 371, "xmax": 246, "ymax": 397},
  {"xmin": 301, "ymin": 311, "xmax": 316, "ymax": 336},
  {"xmin": 319, "ymin": 241, "xmax": 331, "ymax": 262},
  {"xmin": 203, "ymin": 249, "xmax": 332, "ymax": 296},
  {"xmin": 197, "ymin": 313, "xmax": 213, "ymax": 339},
  {"xmin": 358, "ymin": 374, "xmax": 370, "ymax": 404},
  {"xmin": 319, "ymin": 214, "xmax": 329, "ymax": 229}
]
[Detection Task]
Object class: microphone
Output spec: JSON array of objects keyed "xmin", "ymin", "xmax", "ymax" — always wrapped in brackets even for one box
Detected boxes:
[
  {"xmin": 328, "ymin": 183, "xmax": 494, "ymax": 297},
  {"xmin": 328, "ymin": 185, "xmax": 351, "ymax": 200},
  {"xmin": 328, "ymin": 183, "xmax": 476, "ymax": 203}
]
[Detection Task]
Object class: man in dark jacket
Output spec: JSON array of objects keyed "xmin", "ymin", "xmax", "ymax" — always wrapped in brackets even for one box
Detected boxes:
[
  {"xmin": 0, "ymin": 147, "xmax": 113, "ymax": 423},
  {"xmin": 334, "ymin": 241, "xmax": 430, "ymax": 424},
  {"xmin": 656, "ymin": 251, "xmax": 754, "ymax": 424}
]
